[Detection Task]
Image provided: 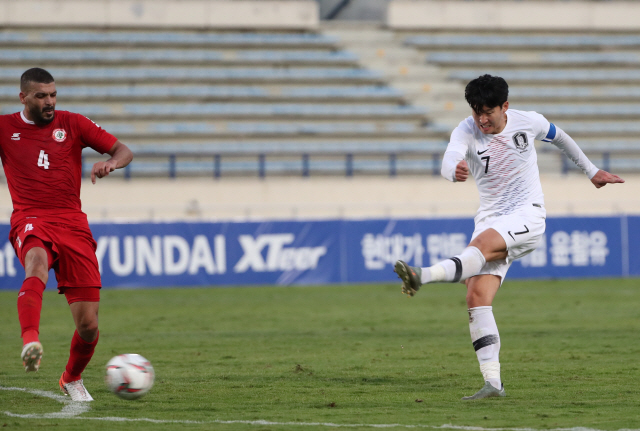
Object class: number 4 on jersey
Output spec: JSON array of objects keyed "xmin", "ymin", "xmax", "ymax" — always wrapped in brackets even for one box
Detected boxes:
[{"xmin": 37, "ymin": 150, "xmax": 50, "ymax": 169}]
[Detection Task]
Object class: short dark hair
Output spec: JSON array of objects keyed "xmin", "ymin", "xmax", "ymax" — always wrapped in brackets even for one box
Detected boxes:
[
  {"xmin": 464, "ymin": 74, "xmax": 509, "ymax": 114},
  {"xmin": 20, "ymin": 67, "xmax": 55, "ymax": 92}
]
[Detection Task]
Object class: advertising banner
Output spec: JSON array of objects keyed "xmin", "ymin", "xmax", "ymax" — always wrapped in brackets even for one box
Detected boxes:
[
  {"xmin": 0, "ymin": 215, "xmax": 632, "ymax": 290},
  {"xmin": 343, "ymin": 218, "xmax": 475, "ymax": 283}
]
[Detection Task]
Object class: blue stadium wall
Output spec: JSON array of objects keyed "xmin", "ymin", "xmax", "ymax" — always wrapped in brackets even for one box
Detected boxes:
[{"xmin": 0, "ymin": 216, "xmax": 636, "ymax": 289}]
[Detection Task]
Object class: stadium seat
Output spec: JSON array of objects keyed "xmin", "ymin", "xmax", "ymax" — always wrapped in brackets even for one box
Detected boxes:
[
  {"xmin": 0, "ymin": 48, "xmax": 358, "ymax": 64},
  {"xmin": 0, "ymin": 103, "xmax": 425, "ymax": 118},
  {"xmin": 0, "ymin": 85, "xmax": 402, "ymax": 101},
  {"xmin": 405, "ymin": 34, "xmax": 640, "ymax": 49},
  {"xmin": 514, "ymin": 104, "xmax": 640, "ymax": 118},
  {"xmin": 0, "ymin": 67, "xmax": 382, "ymax": 82},
  {"xmin": 509, "ymin": 86, "xmax": 640, "ymax": 100},
  {"xmin": 449, "ymin": 70, "xmax": 640, "ymax": 82},
  {"xmin": 426, "ymin": 52, "xmax": 640, "ymax": 66},
  {"xmin": 34, "ymin": 31, "xmax": 339, "ymax": 46}
]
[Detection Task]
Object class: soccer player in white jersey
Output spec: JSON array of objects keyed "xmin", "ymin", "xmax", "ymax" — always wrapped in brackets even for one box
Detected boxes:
[{"xmin": 394, "ymin": 74, "xmax": 624, "ymax": 400}]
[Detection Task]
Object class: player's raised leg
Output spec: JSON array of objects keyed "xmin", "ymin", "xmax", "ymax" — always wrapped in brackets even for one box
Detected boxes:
[
  {"xmin": 395, "ymin": 245, "xmax": 485, "ymax": 292},
  {"xmin": 462, "ymin": 274, "xmax": 505, "ymax": 400},
  {"xmin": 395, "ymin": 246, "xmax": 485, "ymax": 295},
  {"xmin": 17, "ymin": 245, "xmax": 50, "ymax": 372},
  {"xmin": 395, "ymin": 229, "xmax": 507, "ymax": 296},
  {"xmin": 60, "ymin": 295, "xmax": 99, "ymax": 401}
]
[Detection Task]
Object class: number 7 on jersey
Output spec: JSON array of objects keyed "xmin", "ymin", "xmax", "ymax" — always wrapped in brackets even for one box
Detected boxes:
[
  {"xmin": 38, "ymin": 150, "xmax": 50, "ymax": 170},
  {"xmin": 481, "ymin": 155, "xmax": 490, "ymax": 173}
]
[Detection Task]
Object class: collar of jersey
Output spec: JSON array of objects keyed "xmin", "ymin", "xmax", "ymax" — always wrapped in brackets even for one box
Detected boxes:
[{"xmin": 20, "ymin": 111, "xmax": 35, "ymax": 125}]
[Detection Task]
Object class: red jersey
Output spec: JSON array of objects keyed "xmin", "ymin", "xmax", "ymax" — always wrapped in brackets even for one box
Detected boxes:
[{"xmin": 0, "ymin": 110, "xmax": 117, "ymax": 224}]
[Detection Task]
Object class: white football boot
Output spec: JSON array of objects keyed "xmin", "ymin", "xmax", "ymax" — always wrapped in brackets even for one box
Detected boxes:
[
  {"xmin": 461, "ymin": 381, "xmax": 506, "ymax": 400},
  {"xmin": 59, "ymin": 374, "xmax": 94, "ymax": 401}
]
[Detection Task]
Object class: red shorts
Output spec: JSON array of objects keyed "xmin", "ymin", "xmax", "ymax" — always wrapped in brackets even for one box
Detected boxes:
[{"xmin": 10, "ymin": 218, "xmax": 102, "ymax": 294}]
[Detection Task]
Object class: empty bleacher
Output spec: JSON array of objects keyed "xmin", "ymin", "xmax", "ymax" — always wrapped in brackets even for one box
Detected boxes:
[
  {"xmin": 402, "ymin": 31, "xmax": 640, "ymax": 173},
  {"xmin": 4, "ymin": 23, "xmax": 639, "ymax": 180},
  {"xmin": 0, "ymin": 28, "xmax": 445, "ymax": 178}
]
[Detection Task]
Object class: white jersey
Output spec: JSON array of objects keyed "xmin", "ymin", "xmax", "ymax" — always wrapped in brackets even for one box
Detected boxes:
[{"xmin": 444, "ymin": 109, "xmax": 551, "ymax": 222}]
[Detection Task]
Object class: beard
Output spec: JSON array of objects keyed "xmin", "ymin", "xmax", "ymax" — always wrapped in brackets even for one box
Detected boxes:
[{"xmin": 29, "ymin": 105, "xmax": 55, "ymax": 125}]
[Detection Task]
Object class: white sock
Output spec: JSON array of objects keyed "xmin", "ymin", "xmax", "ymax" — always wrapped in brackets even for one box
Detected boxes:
[
  {"xmin": 468, "ymin": 306, "xmax": 501, "ymax": 389},
  {"xmin": 420, "ymin": 246, "xmax": 486, "ymax": 283}
]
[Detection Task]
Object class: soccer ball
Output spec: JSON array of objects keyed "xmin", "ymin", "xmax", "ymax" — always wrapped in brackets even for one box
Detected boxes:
[{"xmin": 105, "ymin": 354, "xmax": 155, "ymax": 400}]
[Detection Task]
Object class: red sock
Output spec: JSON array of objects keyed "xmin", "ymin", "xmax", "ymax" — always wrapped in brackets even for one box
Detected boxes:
[
  {"xmin": 64, "ymin": 330, "xmax": 99, "ymax": 382},
  {"xmin": 17, "ymin": 277, "xmax": 46, "ymax": 345}
]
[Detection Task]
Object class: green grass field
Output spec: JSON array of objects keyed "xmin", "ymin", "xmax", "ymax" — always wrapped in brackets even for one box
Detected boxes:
[{"xmin": 1, "ymin": 279, "xmax": 640, "ymax": 430}]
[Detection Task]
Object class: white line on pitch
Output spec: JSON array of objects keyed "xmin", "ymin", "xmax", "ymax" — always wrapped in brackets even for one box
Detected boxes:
[
  {"xmin": 0, "ymin": 386, "xmax": 90, "ymax": 418},
  {"xmin": 1, "ymin": 386, "xmax": 637, "ymax": 431},
  {"xmin": 69, "ymin": 418, "xmax": 640, "ymax": 431}
]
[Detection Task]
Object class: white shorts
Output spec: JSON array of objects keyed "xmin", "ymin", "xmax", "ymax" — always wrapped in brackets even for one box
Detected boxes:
[{"xmin": 471, "ymin": 205, "xmax": 546, "ymax": 283}]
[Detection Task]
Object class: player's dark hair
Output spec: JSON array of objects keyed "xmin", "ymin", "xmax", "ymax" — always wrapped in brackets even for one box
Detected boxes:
[
  {"xmin": 20, "ymin": 67, "xmax": 54, "ymax": 92},
  {"xmin": 464, "ymin": 74, "xmax": 509, "ymax": 114}
]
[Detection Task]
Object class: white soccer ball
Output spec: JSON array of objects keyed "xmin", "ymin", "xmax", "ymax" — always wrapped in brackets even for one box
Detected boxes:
[{"xmin": 105, "ymin": 353, "xmax": 155, "ymax": 400}]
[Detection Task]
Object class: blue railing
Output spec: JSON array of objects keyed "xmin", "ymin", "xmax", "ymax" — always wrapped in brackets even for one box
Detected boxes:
[{"xmin": 82, "ymin": 151, "xmax": 445, "ymax": 179}]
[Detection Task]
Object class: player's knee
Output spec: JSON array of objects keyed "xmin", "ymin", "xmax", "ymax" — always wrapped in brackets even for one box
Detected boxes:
[
  {"xmin": 469, "ymin": 230, "xmax": 507, "ymax": 261},
  {"xmin": 469, "ymin": 234, "xmax": 492, "ymax": 253},
  {"xmin": 25, "ymin": 268, "xmax": 48, "ymax": 284},
  {"xmin": 466, "ymin": 283, "xmax": 494, "ymax": 308},
  {"xmin": 77, "ymin": 325, "xmax": 99, "ymax": 342},
  {"xmin": 24, "ymin": 250, "xmax": 49, "ymax": 282},
  {"xmin": 76, "ymin": 318, "xmax": 99, "ymax": 341}
]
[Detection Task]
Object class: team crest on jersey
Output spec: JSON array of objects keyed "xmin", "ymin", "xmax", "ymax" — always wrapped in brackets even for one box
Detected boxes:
[
  {"xmin": 52, "ymin": 128, "xmax": 67, "ymax": 143},
  {"xmin": 512, "ymin": 132, "xmax": 529, "ymax": 153}
]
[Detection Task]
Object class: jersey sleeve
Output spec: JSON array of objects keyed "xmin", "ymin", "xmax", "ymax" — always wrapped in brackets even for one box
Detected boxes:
[
  {"xmin": 550, "ymin": 126, "xmax": 599, "ymax": 178},
  {"xmin": 529, "ymin": 111, "xmax": 554, "ymax": 142},
  {"xmin": 441, "ymin": 120, "xmax": 471, "ymax": 182},
  {"xmin": 528, "ymin": 111, "xmax": 598, "ymax": 178},
  {"xmin": 447, "ymin": 120, "xmax": 472, "ymax": 158},
  {"xmin": 74, "ymin": 114, "xmax": 118, "ymax": 154}
]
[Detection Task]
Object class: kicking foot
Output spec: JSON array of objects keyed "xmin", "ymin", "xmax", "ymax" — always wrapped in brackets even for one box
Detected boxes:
[
  {"xmin": 394, "ymin": 260, "xmax": 422, "ymax": 296},
  {"xmin": 461, "ymin": 381, "xmax": 506, "ymax": 400},
  {"xmin": 59, "ymin": 373, "xmax": 94, "ymax": 401},
  {"xmin": 21, "ymin": 341, "xmax": 43, "ymax": 372}
]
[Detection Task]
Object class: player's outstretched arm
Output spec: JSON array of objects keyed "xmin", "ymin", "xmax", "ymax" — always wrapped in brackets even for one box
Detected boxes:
[
  {"xmin": 91, "ymin": 140, "xmax": 134, "ymax": 184},
  {"xmin": 548, "ymin": 126, "xmax": 624, "ymax": 188},
  {"xmin": 590, "ymin": 169, "xmax": 625, "ymax": 189}
]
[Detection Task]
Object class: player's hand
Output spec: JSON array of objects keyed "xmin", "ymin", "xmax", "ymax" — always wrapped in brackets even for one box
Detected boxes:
[
  {"xmin": 590, "ymin": 169, "xmax": 625, "ymax": 189},
  {"xmin": 455, "ymin": 160, "xmax": 469, "ymax": 182},
  {"xmin": 91, "ymin": 160, "xmax": 118, "ymax": 184}
]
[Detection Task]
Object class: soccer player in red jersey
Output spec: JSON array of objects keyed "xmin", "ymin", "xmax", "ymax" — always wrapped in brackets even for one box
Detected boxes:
[{"xmin": 0, "ymin": 68, "xmax": 133, "ymax": 401}]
